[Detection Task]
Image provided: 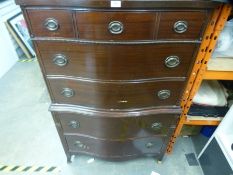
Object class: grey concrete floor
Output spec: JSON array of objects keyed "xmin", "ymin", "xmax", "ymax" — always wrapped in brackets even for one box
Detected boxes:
[{"xmin": 0, "ymin": 62, "xmax": 204, "ymax": 175}]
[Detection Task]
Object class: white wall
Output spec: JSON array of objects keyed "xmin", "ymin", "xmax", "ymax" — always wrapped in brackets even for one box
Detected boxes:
[{"xmin": 0, "ymin": 0, "xmax": 21, "ymax": 78}]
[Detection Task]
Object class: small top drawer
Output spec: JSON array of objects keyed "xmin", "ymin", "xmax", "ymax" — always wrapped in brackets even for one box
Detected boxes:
[
  {"xmin": 76, "ymin": 10, "xmax": 207, "ymax": 40},
  {"xmin": 76, "ymin": 11, "xmax": 157, "ymax": 40},
  {"xmin": 157, "ymin": 11, "xmax": 207, "ymax": 40},
  {"xmin": 26, "ymin": 9, "xmax": 208, "ymax": 40},
  {"xmin": 26, "ymin": 9, "xmax": 75, "ymax": 38}
]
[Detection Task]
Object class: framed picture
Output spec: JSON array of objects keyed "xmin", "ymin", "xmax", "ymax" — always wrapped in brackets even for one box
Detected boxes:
[{"xmin": 6, "ymin": 12, "xmax": 35, "ymax": 59}]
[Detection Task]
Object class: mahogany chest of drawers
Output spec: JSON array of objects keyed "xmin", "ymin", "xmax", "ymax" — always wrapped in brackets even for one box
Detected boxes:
[{"xmin": 15, "ymin": 0, "xmax": 218, "ymax": 162}]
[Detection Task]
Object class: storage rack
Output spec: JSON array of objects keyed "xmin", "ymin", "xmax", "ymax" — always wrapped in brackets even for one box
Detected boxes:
[{"xmin": 167, "ymin": 4, "xmax": 233, "ymax": 154}]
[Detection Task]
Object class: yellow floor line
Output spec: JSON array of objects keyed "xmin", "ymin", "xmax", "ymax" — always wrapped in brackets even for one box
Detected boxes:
[{"xmin": 0, "ymin": 164, "xmax": 60, "ymax": 173}]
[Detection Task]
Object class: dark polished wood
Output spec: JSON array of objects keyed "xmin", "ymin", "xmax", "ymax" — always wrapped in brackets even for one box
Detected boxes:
[
  {"xmin": 56, "ymin": 112, "xmax": 178, "ymax": 139},
  {"xmin": 157, "ymin": 11, "xmax": 208, "ymax": 40},
  {"xmin": 50, "ymin": 104, "xmax": 182, "ymax": 117},
  {"xmin": 47, "ymin": 78, "xmax": 185, "ymax": 109},
  {"xmin": 76, "ymin": 11, "xmax": 157, "ymax": 40},
  {"xmin": 16, "ymin": 0, "xmax": 218, "ymax": 162},
  {"xmin": 66, "ymin": 135, "xmax": 170, "ymax": 159},
  {"xmin": 36, "ymin": 41, "xmax": 198, "ymax": 80},
  {"xmin": 75, "ymin": 10, "xmax": 209, "ymax": 40},
  {"xmin": 26, "ymin": 8, "xmax": 210, "ymax": 40},
  {"xmin": 51, "ymin": 111, "xmax": 72, "ymax": 161},
  {"xmin": 26, "ymin": 9, "xmax": 75, "ymax": 38},
  {"xmin": 15, "ymin": 0, "xmax": 218, "ymax": 9}
]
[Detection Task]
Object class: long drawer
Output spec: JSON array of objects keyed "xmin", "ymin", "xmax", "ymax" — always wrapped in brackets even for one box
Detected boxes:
[
  {"xmin": 26, "ymin": 9, "xmax": 208, "ymax": 40},
  {"xmin": 66, "ymin": 135, "xmax": 169, "ymax": 159},
  {"xmin": 54, "ymin": 112, "xmax": 179, "ymax": 139},
  {"xmin": 36, "ymin": 41, "xmax": 197, "ymax": 80},
  {"xmin": 47, "ymin": 78, "xmax": 185, "ymax": 109}
]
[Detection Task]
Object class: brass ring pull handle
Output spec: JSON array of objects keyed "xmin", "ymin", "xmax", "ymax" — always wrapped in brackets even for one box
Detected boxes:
[
  {"xmin": 74, "ymin": 140, "xmax": 89, "ymax": 149},
  {"xmin": 68, "ymin": 120, "xmax": 80, "ymax": 129},
  {"xmin": 157, "ymin": 90, "xmax": 171, "ymax": 100},
  {"xmin": 151, "ymin": 122, "xmax": 162, "ymax": 130},
  {"xmin": 165, "ymin": 56, "xmax": 180, "ymax": 68},
  {"xmin": 174, "ymin": 21, "xmax": 188, "ymax": 33},
  {"xmin": 44, "ymin": 18, "xmax": 59, "ymax": 31},
  {"xmin": 146, "ymin": 142, "xmax": 154, "ymax": 148},
  {"xmin": 61, "ymin": 88, "xmax": 74, "ymax": 98},
  {"xmin": 53, "ymin": 54, "xmax": 68, "ymax": 67},
  {"xmin": 108, "ymin": 21, "xmax": 124, "ymax": 34}
]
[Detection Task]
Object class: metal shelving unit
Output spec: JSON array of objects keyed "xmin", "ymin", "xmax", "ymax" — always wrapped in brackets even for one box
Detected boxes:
[
  {"xmin": 204, "ymin": 57, "xmax": 233, "ymax": 80},
  {"xmin": 167, "ymin": 4, "xmax": 232, "ymax": 154}
]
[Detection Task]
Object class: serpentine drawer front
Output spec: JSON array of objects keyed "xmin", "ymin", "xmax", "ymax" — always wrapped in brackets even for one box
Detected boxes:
[
  {"xmin": 15, "ymin": 0, "xmax": 218, "ymax": 163},
  {"xmin": 36, "ymin": 41, "xmax": 198, "ymax": 80},
  {"xmin": 66, "ymin": 135, "xmax": 169, "ymax": 159},
  {"xmin": 48, "ymin": 78, "xmax": 185, "ymax": 109},
  {"xmin": 55, "ymin": 112, "xmax": 178, "ymax": 139}
]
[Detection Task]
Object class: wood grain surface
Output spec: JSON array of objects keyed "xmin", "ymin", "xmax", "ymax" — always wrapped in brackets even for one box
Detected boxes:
[
  {"xmin": 66, "ymin": 134, "xmax": 170, "ymax": 159},
  {"xmin": 56, "ymin": 112, "xmax": 178, "ymax": 139},
  {"xmin": 27, "ymin": 9, "xmax": 75, "ymax": 38},
  {"xmin": 47, "ymin": 78, "xmax": 185, "ymax": 109},
  {"xmin": 36, "ymin": 41, "xmax": 198, "ymax": 80}
]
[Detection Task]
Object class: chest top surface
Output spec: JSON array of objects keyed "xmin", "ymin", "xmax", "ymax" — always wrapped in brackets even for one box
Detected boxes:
[{"xmin": 15, "ymin": 0, "xmax": 218, "ymax": 9}]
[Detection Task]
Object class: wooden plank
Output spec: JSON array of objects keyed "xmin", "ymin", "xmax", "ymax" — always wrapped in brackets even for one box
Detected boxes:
[
  {"xmin": 203, "ymin": 70, "xmax": 233, "ymax": 80},
  {"xmin": 207, "ymin": 57, "xmax": 233, "ymax": 71},
  {"xmin": 187, "ymin": 115, "xmax": 223, "ymax": 121},
  {"xmin": 184, "ymin": 119, "xmax": 221, "ymax": 126}
]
